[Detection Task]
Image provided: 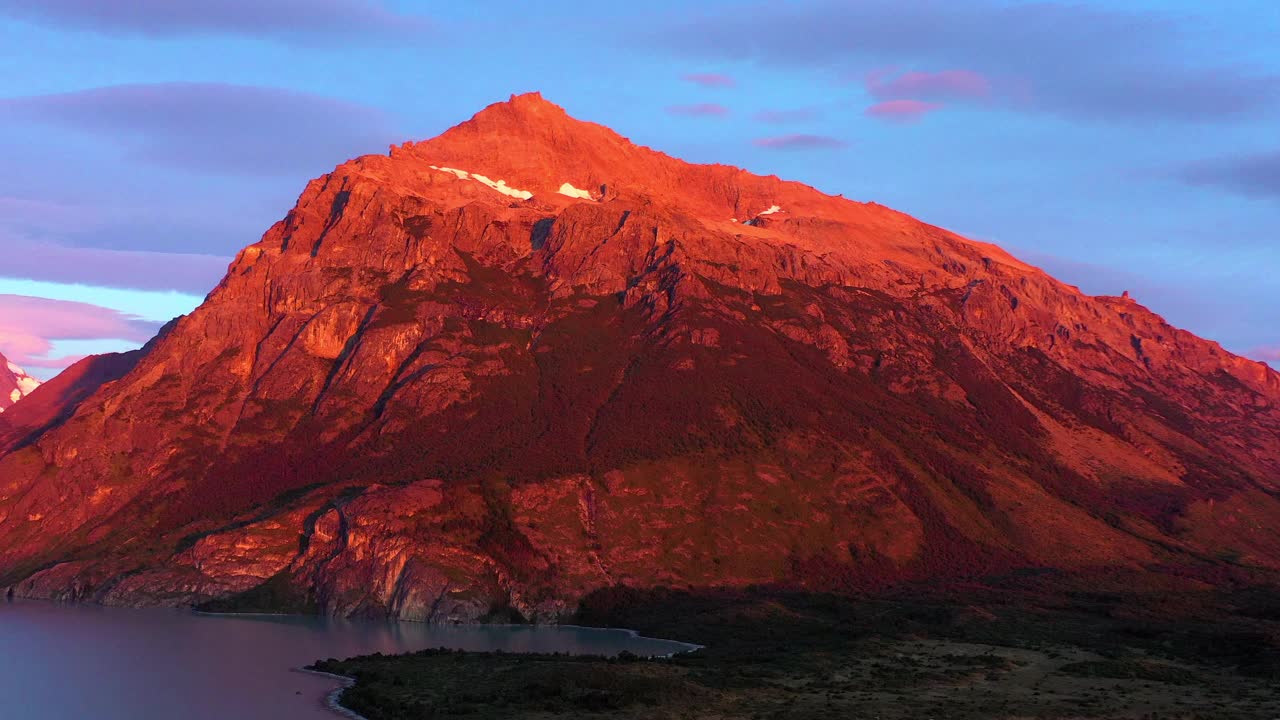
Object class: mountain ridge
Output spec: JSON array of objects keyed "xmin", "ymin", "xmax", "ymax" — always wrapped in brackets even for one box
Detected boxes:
[{"xmin": 2, "ymin": 93, "xmax": 1278, "ymax": 621}]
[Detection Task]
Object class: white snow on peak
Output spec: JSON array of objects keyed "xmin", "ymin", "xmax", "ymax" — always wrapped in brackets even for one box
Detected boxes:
[
  {"xmin": 742, "ymin": 205, "xmax": 783, "ymax": 225},
  {"xmin": 470, "ymin": 173, "xmax": 534, "ymax": 200},
  {"xmin": 557, "ymin": 182, "xmax": 593, "ymax": 200},
  {"xmin": 430, "ymin": 165, "xmax": 470, "ymax": 180},
  {"xmin": 428, "ymin": 165, "xmax": 533, "ymax": 200},
  {"xmin": 4, "ymin": 360, "xmax": 41, "ymax": 405}
]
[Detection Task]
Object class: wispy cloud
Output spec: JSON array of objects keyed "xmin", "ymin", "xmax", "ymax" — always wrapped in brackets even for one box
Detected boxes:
[
  {"xmin": 865, "ymin": 68, "xmax": 992, "ymax": 101},
  {"xmin": 753, "ymin": 108, "xmax": 819, "ymax": 124},
  {"xmin": 0, "ymin": 0, "xmax": 431, "ymax": 44},
  {"xmin": 753, "ymin": 134, "xmax": 847, "ymax": 150},
  {"xmin": 0, "ymin": 236, "xmax": 229, "ymax": 294},
  {"xmin": 656, "ymin": 1, "xmax": 1279, "ymax": 123},
  {"xmin": 665, "ymin": 103, "xmax": 730, "ymax": 118},
  {"xmin": 0, "ymin": 194, "xmax": 260, "ymax": 257},
  {"xmin": 865, "ymin": 99, "xmax": 943, "ymax": 124},
  {"xmin": 0, "ymin": 294, "xmax": 162, "ymax": 370},
  {"xmin": 0, "ymin": 83, "xmax": 400, "ymax": 177},
  {"xmin": 682, "ymin": 72, "xmax": 735, "ymax": 88},
  {"xmin": 1177, "ymin": 151, "xmax": 1280, "ymax": 200}
]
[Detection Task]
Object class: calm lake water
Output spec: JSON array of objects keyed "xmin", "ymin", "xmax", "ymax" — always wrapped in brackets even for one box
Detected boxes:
[{"xmin": 0, "ymin": 599, "xmax": 694, "ymax": 720}]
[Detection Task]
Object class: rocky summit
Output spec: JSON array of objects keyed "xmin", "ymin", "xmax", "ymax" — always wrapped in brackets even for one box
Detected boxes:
[
  {"xmin": 2, "ymin": 93, "xmax": 1278, "ymax": 622},
  {"xmin": 0, "ymin": 352, "xmax": 40, "ymax": 414}
]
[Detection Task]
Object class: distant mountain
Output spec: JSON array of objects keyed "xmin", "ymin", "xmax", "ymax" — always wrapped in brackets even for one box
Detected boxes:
[
  {"xmin": 2, "ymin": 93, "xmax": 1278, "ymax": 620},
  {"xmin": 0, "ymin": 352, "xmax": 40, "ymax": 413},
  {"xmin": 0, "ymin": 351, "xmax": 143, "ymax": 453}
]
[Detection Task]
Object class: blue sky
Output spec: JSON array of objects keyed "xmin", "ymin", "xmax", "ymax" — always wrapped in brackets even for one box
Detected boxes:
[{"xmin": 0, "ymin": 0, "xmax": 1277, "ymax": 377}]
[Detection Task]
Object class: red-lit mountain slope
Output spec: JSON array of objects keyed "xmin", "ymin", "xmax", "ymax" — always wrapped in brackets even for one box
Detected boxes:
[{"xmin": 2, "ymin": 94, "xmax": 1277, "ymax": 621}]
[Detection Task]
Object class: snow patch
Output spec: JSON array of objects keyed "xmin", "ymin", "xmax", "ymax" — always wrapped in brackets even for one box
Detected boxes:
[
  {"xmin": 471, "ymin": 173, "xmax": 534, "ymax": 200},
  {"xmin": 743, "ymin": 205, "xmax": 783, "ymax": 226},
  {"xmin": 5, "ymin": 360, "xmax": 41, "ymax": 401},
  {"xmin": 430, "ymin": 165, "xmax": 470, "ymax": 180},
  {"xmin": 557, "ymin": 182, "xmax": 593, "ymax": 200},
  {"xmin": 428, "ymin": 165, "xmax": 532, "ymax": 200}
]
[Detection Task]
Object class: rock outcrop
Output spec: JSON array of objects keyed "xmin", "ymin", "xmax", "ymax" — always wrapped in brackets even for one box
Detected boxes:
[{"xmin": 2, "ymin": 94, "xmax": 1278, "ymax": 621}]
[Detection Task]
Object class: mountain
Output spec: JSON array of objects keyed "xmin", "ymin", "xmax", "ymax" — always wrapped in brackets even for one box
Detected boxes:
[
  {"xmin": 0, "ymin": 351, "xmax": 143, "ymax": 452},
  {"xmin": 0, "ymin": 353, "xmax": 40, "ymax": 414},
  {"xmin": 2, "ymin": 93, "xmax": 1278, "ymax": 621}
]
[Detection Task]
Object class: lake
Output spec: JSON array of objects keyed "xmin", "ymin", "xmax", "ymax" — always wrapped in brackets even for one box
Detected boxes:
[{"xmin": 0, "ymin": 599, "xmax": 695, "ymax": 719}]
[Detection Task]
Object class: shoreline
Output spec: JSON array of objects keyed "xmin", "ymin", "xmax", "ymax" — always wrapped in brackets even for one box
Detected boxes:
[
  {"xmin": 194, "ymin": 607, "xmax": 704, "ymax": 656},
  {"xmin": 296, "ymin": 630, "xmax": 702, "ymax": 719},
  {"xmin": 217, "ymin": 609, "xmax": 704, "ymax": 719},
  {"xmin": 9, "ymin": 596, "xmax": 703, "ymax": 720},
  {"xmin": 192, "ymin": 609, "xmax": 292, "ymax": 617},
  {"xmin": 553, "ymin": 623, "xmax": 704, "ymax": 656},
  {"xmin": 293, "ymin": 667, "xmax": 368, "ymax": 720},
  {"xmin": 298, "ymin": 588, "xmax": 1280, "ymax": 720},
  {"xmin": 288, "ymin": 632, "xmax": 700, "ymax": 720}
]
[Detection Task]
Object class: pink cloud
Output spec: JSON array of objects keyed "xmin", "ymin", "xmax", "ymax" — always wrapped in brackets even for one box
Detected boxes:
[
  {"xmin": 866, "ymin": 68, "xmax": 993, "ymax": 101},
  {"xmin": 665, "ymin": 103, "xmax": 730, "ymax": 118},
  {"xmin": 753, "ymin": 108, "xmax": 819, "ymax": 124},
  {"xmin": 865, "ymin": 99, "xmax": 944, "ymax": 124},
  {"xmin": 0, "ymin": 294, "xmax": 161, "ymax": 369},
  {"xmin": 660, "ymin": 4, "xmax": 1279, "ymax": 123},
  {"xmin": 752, "ymin": 134, "xmax": 848, "ymax": 150},
  {"xmin": 682, "ymin": 72, "xmax": 735, "ymax": 88}
]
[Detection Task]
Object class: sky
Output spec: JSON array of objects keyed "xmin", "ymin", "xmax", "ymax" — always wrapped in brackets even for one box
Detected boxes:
[{"xmin": 0, "ymin": 0, "xmax": 1277, "ymax": 378}]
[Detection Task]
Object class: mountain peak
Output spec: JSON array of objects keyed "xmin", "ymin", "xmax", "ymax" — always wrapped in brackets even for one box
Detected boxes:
[
  {"xmin": 504, "ymin": 90, "xmax": 559, "ymax": 111},
  {"xmin": 427, "ymin": 91, "xmax": 585, "ymax": 135},
  {"xmin": 0, "ymin": 352, "xmax": 40, "ymax": 414},
  {"xmin": 462, "ymin": 91, "xmax": 575, "ymax": 130},
  {"xmin": 387, "ymin": 91, "xmax": 824, "ymax": 224}
]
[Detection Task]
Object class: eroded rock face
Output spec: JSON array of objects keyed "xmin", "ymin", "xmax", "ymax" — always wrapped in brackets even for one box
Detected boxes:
[{"xmin": 2, "ymin": 94, "xmax": 1279, "ymax": 619}]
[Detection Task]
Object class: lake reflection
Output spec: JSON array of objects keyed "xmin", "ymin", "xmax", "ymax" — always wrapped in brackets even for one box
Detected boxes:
[{"xmin": 0, "ymin": 599, "xmax": 693, "ymax": 720}]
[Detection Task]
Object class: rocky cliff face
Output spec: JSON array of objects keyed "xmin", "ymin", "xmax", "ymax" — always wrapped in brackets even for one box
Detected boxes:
[
  {"xmin": 2, "ymin": 93, "xmax": 1279, "ymax": 621},
  {"xmin": 0, "ymin": 353, "xmax": 40, "ymax": 414}
]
